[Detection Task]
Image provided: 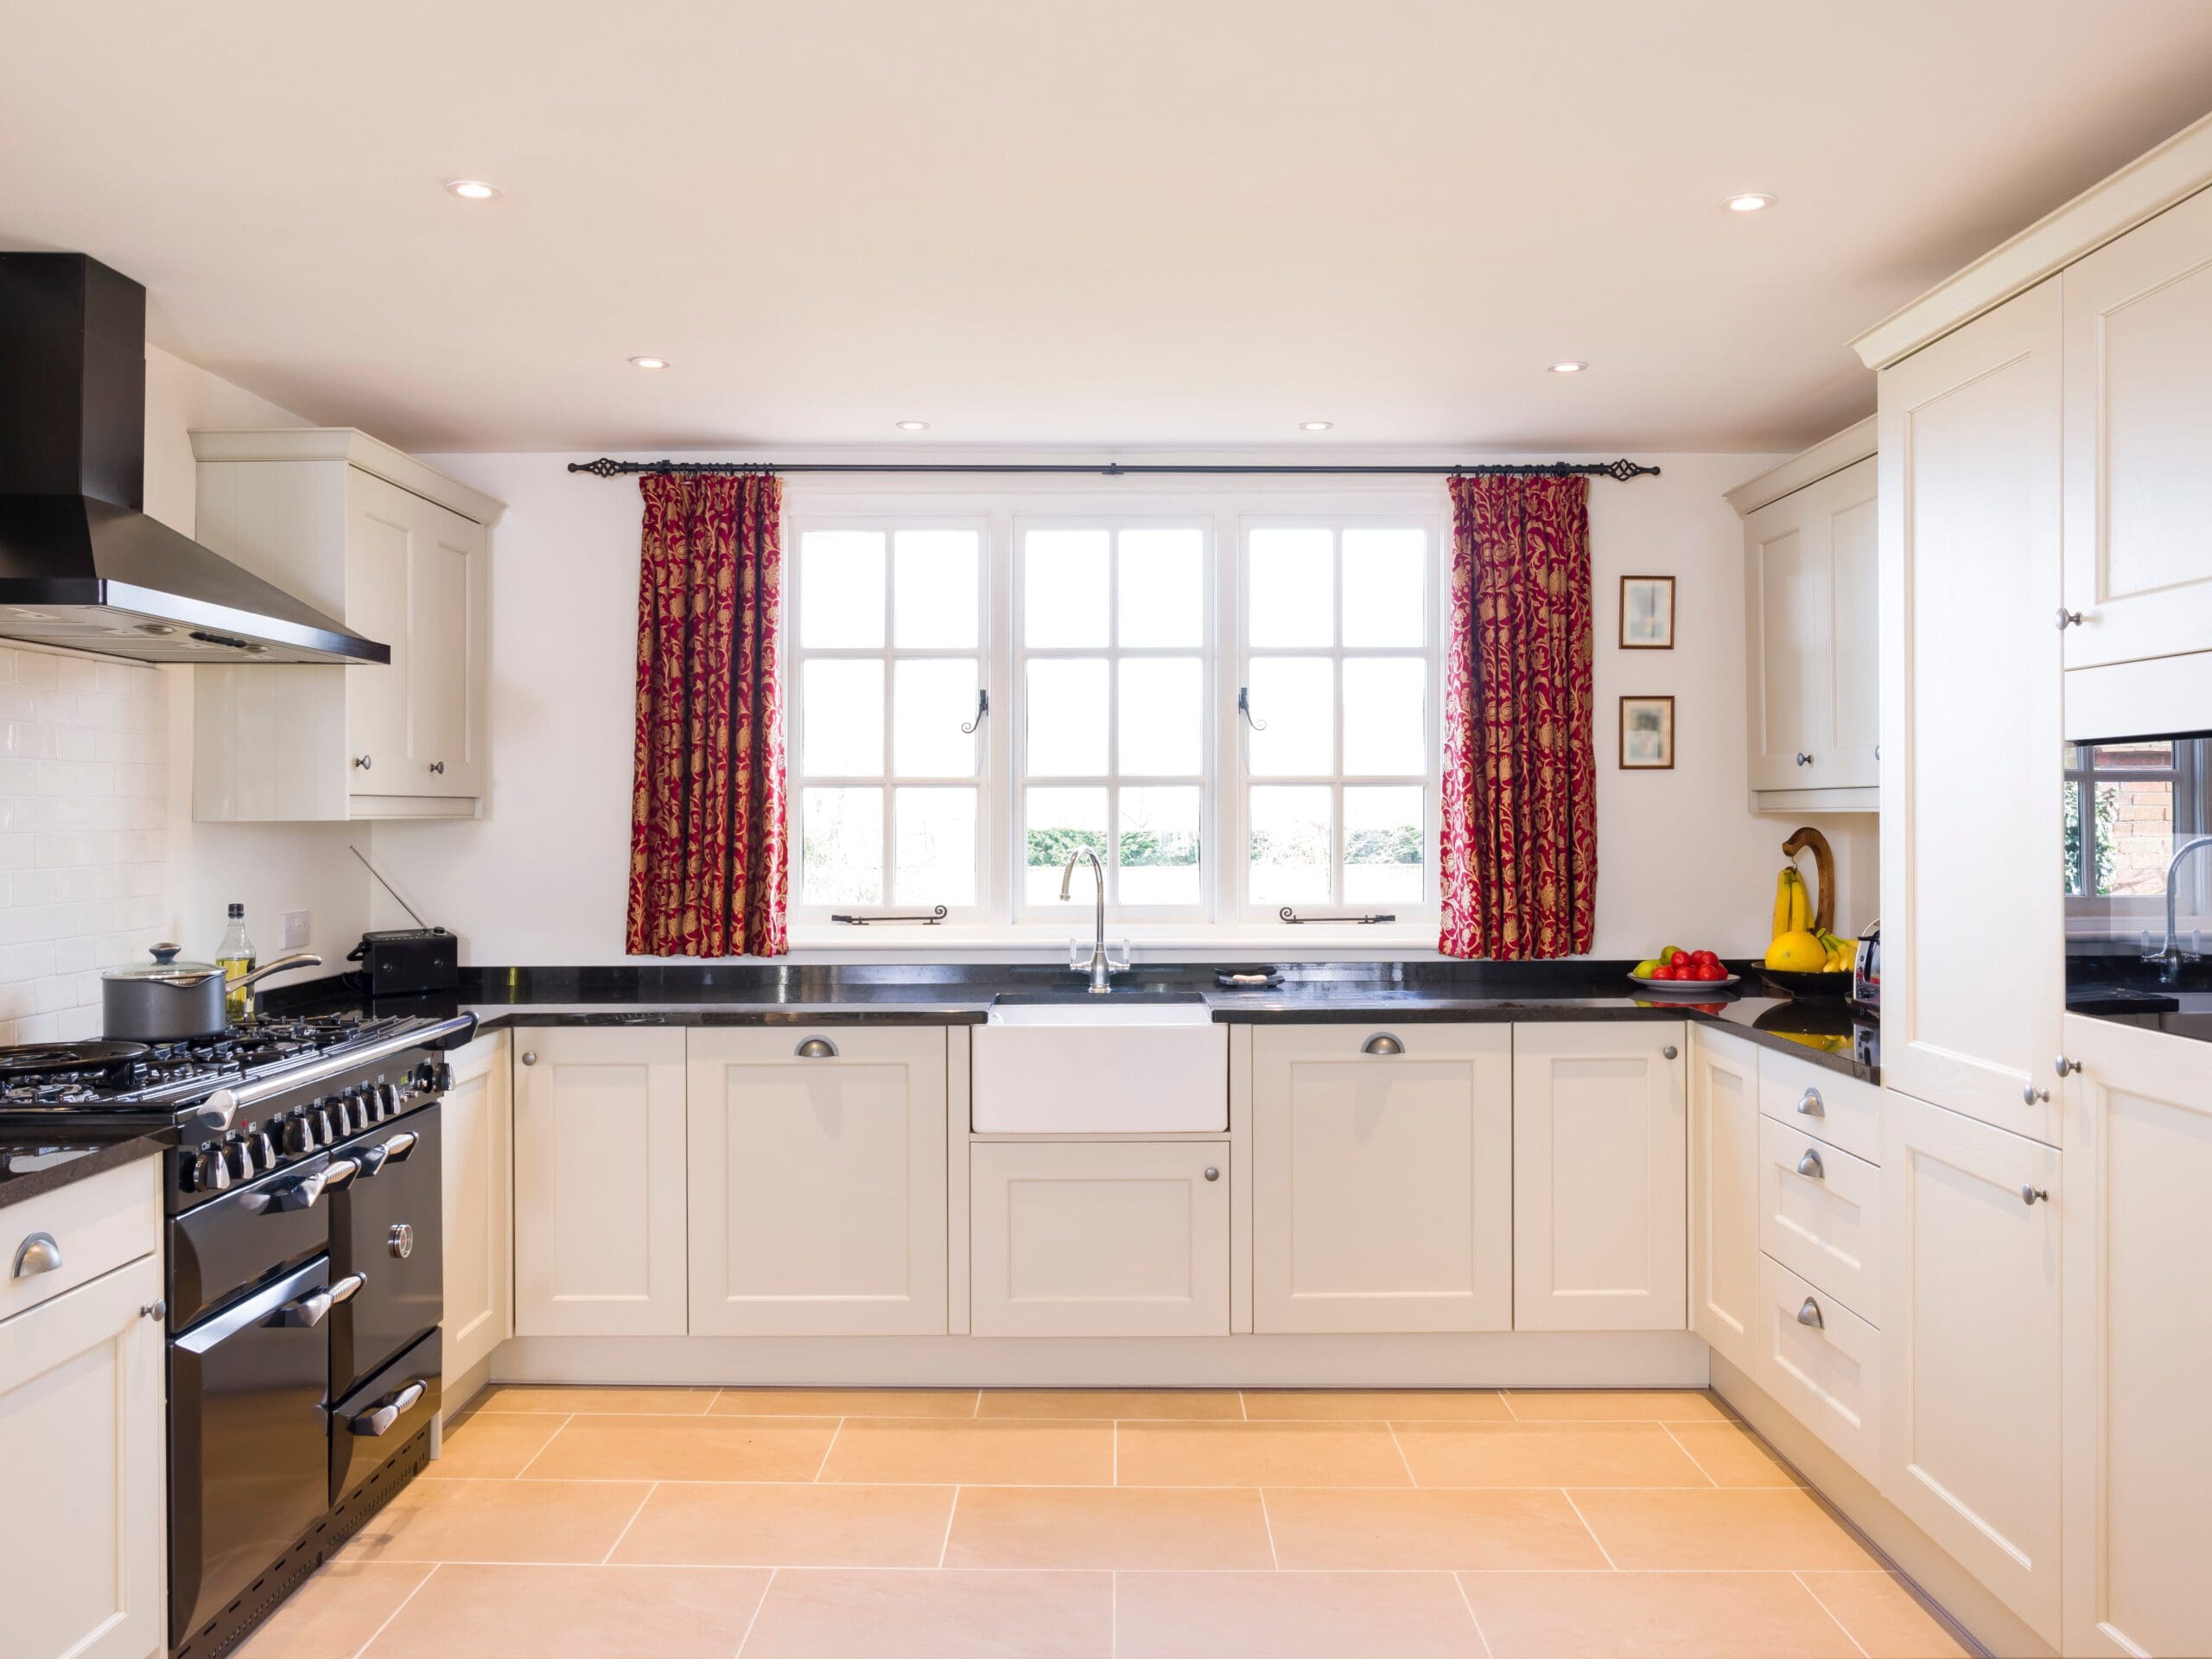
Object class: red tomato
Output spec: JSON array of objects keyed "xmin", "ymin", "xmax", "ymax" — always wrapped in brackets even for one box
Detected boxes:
[
  {"xmin": 1691, "ymin": 950, "xmax": 1719, "ymax": 967},
  {"xmin": 1697, "ymin": 963, "xmax": 1726, "ymax": 981}
]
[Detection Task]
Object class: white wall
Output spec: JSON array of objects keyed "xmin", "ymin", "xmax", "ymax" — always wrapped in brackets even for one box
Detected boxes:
[{"xmin": 374, "ymin": 449, "xmax": 1876, "ymax": 966}]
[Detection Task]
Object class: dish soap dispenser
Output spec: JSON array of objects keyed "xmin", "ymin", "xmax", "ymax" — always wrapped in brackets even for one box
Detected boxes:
[{"xmin": 216, "ymin": 903, "xmax": 255, "ymax": 1020}]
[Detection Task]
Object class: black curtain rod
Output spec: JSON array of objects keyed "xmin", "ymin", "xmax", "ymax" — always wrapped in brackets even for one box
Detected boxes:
[{"xmin": 568, "ymin": 456, "xmax": 1660, "ymax": 480}]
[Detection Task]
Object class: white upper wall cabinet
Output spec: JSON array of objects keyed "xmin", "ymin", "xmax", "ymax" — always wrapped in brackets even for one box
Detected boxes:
[{"xmin": 188, "ymin": 429, "xmax": 502, "ymax": 821}]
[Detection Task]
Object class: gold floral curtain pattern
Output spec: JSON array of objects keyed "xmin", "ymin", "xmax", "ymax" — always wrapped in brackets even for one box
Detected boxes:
[
  {"xmin": 1438, "ymin": 474, "xmax": 1597, "ymax": 958},
  {"xmin": 624, "ymin": 472, "xmax": 789, "ymax": 957}
]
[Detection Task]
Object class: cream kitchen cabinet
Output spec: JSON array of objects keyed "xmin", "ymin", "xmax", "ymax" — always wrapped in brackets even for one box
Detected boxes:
[
  {"xmin": 512, "ymin": 1027, "xmax": 688, "ymax": 1337},
  {"xmin": 1728, "ymin": 427, "xmax": 1880, "ymax": 810},
  {"xmin": 440, "ymin": 1030, "xmax": 513, "ymax": 1398},
  {"xmin": 1250, "ymin": 1022, "xmax": 1510, "ymax": 1335},
  {"xmin": 1688, "ymin": 1027, "xmax": 1760, "ymax": 1374},
  {"xmin": 189, "ymin": 428, "xmax": 501, "ymax": 821},
  {"xmin": 1880, "ymin": 1089, "xmax": 2063, "ymax": 1646},
  {"xmin": 2061, "ymin": 182, "xmax": 2212, "ymax": 671},
  {"xmin": 2059, "ymin": 1011, "xmax": 2212, "ymax": 1659},
  {"xmin": 1876, "ymin": 282, "xmax": 2069, "ymax": 1144},
  {"xmin": 1513, "ymin": 1022, "xmax": 1687, "ymax": 1332},
  {"xmin": 687, "ymin": 1027, "xmax": 948, "ymax": 1337}
]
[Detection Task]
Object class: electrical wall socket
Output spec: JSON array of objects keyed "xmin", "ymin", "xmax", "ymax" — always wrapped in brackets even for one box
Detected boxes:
[{"xmin": 282, "ymin": 911, "xmax": 311, "ymax": 950}]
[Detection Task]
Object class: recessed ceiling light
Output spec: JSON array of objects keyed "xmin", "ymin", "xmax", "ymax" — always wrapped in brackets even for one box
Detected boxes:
[
  {"xmin": 445, "ymin": 179, "xmax": 500, "ymax": 200},
  {"xmin": 1299, "ymin": 421, "xmax": 1334, "ymax": 432},
  {"xmin": 628, "ymin": 356, "xmax": 671, "ymax": 370},
  {"xmin": 1548, "ymin": 361, "xmax": 1589, "ymax": 375},
  {"xmin": 1722, "ymin": 192, "xmax": 1776, "ymax": 213},
  {"xmin": 894, "ymin": 420, "xmax": 930, "ymax": 431}
]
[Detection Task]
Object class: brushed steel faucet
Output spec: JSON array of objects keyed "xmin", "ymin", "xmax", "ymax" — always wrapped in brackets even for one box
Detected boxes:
[
  {"xmin": 2144, "ymin": 835, "xmax": 2212, "ymax": 982},
  {"xmin": 1059, "ymin": 848, "xmax": 1126, "ymax": 993}
]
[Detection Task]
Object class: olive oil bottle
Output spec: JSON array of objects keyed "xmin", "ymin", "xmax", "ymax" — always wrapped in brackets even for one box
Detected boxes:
[{"xmin": 215, "ymin": 902, "xmax": 255, "ymax": 1020}]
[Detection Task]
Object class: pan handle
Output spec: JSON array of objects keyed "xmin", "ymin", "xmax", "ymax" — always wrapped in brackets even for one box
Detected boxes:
[{"xmin": 230, "ymin": 952, "xmax": 324, "ymax": 992}]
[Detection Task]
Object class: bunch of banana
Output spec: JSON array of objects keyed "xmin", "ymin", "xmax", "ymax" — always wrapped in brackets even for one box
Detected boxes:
[{"xmin": 1766, "ymin": 867, "xmax": 1853, "ymax": 972}]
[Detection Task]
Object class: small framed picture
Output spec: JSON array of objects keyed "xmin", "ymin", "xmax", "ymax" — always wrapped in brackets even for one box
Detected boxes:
[
  {"xmin": 1620, "ymin": 695, "xmax": 1675, "ymax": 770},
  {"xmin": 1620, "ymin": 575, "xmax": 1675, "ymax": 650}
]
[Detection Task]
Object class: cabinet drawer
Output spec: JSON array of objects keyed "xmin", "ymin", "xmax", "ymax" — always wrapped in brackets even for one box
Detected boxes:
[
  {"xmin": 2, "ymin": 1156, "xmax": 161, "ymax": 1327},
  {"xmin": 1758, "ymin": 1049, "xmax": 1878, "ymax": 1166},
  {"xmin": 1757, "ymin": 1116, "xmax": 1882, "ymax": 1325},
  {"xmin": 1756, "ymin": 1253, "xmax": 1879, "ymax": 1484}
]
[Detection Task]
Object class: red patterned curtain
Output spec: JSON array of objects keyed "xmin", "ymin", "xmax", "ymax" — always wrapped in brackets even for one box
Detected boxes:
[
  {"xmin": 1438, "ymin": 474, "xmax": 1597, "ymax": 959},
  {"xmin": 625, "ymin": 472, "xmax": 789, "ymax": 957}
]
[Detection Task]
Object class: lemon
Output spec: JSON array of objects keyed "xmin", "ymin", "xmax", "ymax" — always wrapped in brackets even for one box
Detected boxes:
[{"xmin": 1765, "ymin": 930, "xmax": 1828, "ymax": 972}]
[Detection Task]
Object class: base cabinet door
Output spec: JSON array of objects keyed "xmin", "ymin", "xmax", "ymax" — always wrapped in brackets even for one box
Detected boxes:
[
  {"xmin": 688, "ymin": 1027, "xmax": 948, "ymax": 1336},
  {"xmin": 512, "ymin": 1027, "xmax": 688, "ymax": 1337},
  {"xmin": 1513, "ymin": 1022, "xmax": 1688, "ymax": 1332},
  {"xmin": 1689, "ymin": 1027, "xmax": 1761, "ymax": 1373},
  {"xmin": 440, "ymin": 1031, "xmax": 513, "ymax": 1389},
  {"xmin": 0, "ymin": 1254, "xmax": 164, "ymax": 1659},
  {"xmin": 1251, "ymin": 1022, "xmax": 1510, "ymax": 1334},
  {"xmin": 2060, "ymin": 1013, "xmax": 2212, "ymax": 1659},
  {"xmin": 970, "ymin": 1141, "xmax": 1229, "ymax": 1338},
  {"xmin": 1881, "ymin": 1089, "xmax": 2063, "ymax": 1645}
]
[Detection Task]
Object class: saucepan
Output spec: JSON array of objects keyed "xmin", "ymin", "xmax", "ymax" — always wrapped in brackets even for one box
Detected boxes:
[{"xmin": 102, "ymin": 945, "xmax": 324, "ymax": 1042}]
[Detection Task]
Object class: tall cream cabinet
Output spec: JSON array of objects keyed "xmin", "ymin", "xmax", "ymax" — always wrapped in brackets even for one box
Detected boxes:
[
  {"xmin": 440, "ymin": 1030, "xmax": 513, "ymax": 1401},
  {"xmin": 512, "ymin": 1027, "xmax": 689, "ymax": 1337},
  {"xmin": 1726, "ymin": 423, "xmax": 1880, "ymax": 812},
  {"xmin": 687, "ymin": 1027, "xmax": 948, "ymax": 1337},
  {"xmin": 189, "ymin": 429, "xmax": 502, "ymax": 821},
  {"xmin": 1688, "ymin": 1026, "xmax": 1759, "ymax": 1375},
  {"xmin": 1512, "ymin": 1022, "xmax": 1687, "ymax": 1332},
  {"xmin": 1249, "ymin": 1022, "xmax": 1511, "ymax": 1334}
]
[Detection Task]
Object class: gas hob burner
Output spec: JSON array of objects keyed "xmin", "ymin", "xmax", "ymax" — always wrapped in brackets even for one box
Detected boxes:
[{"xmin": 0, "ymin": 1039, "xmax": 151, "ymax": 1077}]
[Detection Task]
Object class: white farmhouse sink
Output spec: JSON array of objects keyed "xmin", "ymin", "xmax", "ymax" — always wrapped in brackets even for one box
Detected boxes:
[{"xmin": 973, "ymin": 999, "xmax": 1228, "ymax": 1132}]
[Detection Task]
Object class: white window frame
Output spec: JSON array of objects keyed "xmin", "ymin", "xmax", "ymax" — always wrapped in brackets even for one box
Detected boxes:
[{"xmin": 2063, "ymin": 737, "xmax": 2209, "ymax": 938}]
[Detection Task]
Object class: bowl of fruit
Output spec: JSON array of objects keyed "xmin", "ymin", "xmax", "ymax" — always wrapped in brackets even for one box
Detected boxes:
[
  {"xmin": 1628, "ymin": 946, "xmax": 1738, "ymax": 993},
  {"xmin": 1760, "ymin": 862, "xmax": 1856, "ymax": 998}
]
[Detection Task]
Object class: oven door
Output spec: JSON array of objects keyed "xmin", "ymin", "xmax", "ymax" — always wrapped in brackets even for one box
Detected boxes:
[
  {"xmin": 168, "ymin": 1255, "xmax": 344, "ymax": 1649},
  {"xmin": 168, "ymin": 1152, "xmax": 334, "ymax": 1332},
  {"xmin": 331, "ymin": 1104, "xmax": 442, "ymax": 1399}
]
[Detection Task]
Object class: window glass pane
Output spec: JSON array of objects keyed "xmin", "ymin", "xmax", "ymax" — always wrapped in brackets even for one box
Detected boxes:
[
  {"xmin": 800, "ymin": 786, "xmax": 882, "ymax": 905},
  {"xmin": 1119, "ymin": 785, "xmax": 1202, "ymax": 906},
  {"xmin": 893, "ymin": 658, "xmax": 981, "ymax": 777},
  {"xmin": 1024, "ymin": 529, "xmax": 1110, "ymax": 646},
  {"xmin": 893, "ymin": 530, "xmax": 980, "ymax": 648},
  {"xmin": 1026, "ymin": 785, "xmax": 1108, "ymax": 904},
  {"xmin": 1341, "ymin": 529, "xmax": 1426, "ymax": 646},
  {"xmin": 2095, "ymin": 777, "xmax": 2176, "ymax": 896},
  {"xmin": 1026, "ymin": 658, "xmax": 1109, "ymax": 776},
  {"xmin": 801, "ymin": 658, "xmax": 883, "ymax": 775},
  {"xmin": 894, "ymin": 787, "xmax": 976, "ymax": 906},
  {"xmin": 1118, "ymin": 657, "xmax": 1203, "ymax": 776},
  {"xmin": 798, "ymin": 531, "xmax": 885, "ymax": 648},
  {"xmin": 1344, "ymin": 785, "xmax": 1424, "ymax": 904},
  {"xmin": 1342, "ymin": 658, "xmax": 1427, "ymax": 775},
  {"xmin": 2061, "ymin": 779, "xmax": 2089, "ymax": 897},
  {"xmin": 1249, "ymin": 528, "xmax": 1334, "ymax": 645},
  {"xmin": 1119, "ymin": 528, "xmax": 1205, "ymax": 646},
  {"xmin": 1245, "ymin": 656, "xmax": 1333, "ymax": 776},
  {"xmin": 2089, "ymin": 741, "xmax": 2177, "ymax": 771},
  {"xmin": 1249, "ymin": 784, "xmax": 1332, "ymax": 904}
]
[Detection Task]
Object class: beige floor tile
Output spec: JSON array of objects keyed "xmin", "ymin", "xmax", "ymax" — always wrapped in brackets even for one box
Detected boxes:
[
  {"xmin": 976, "ymin": 1389, "xmax": 1243, "ymax": 1420},
  {"xmin": 820, "ymin": 1417, "xmax": 1115, "ymax": 1484},
  {"xmin": 1115, "ymin": 1421, "xmax": 1412, "ymax": 1487},
  {"xmin": 344, "ymin": 1478, "xmax": 653, "ymax": 1564},
  {"xmin": 1394, "ymin": 1421, "xmax": 1713, "ymax": 1487},
  {"xmin": 1798, "ymin": 1571, "xmax": 1971, "ymax": 1658},
  {"xmin": 1116, "ymin": 1570, "xmax": 1483, "ymax": 1659},
  {"xmin": 477, "ymin": 1386, "xmax": 717, "ymax": 1414},
  {"xmin": 943, "ymin": 1485, "xmax": 1274, "ymax": 1569},
  {"xmin": 1461, "ymin": 1570, "xmax": 1862, "ymax": 1659},
  {"xmin": 521, "ymin": 1414, "xmax": 837, "ymax": 1482},
  {"xmin": 710, "ymin": 1387, "xmax": 980, "ymax": 1418},
  {"xmin": 231, "ymin": 1561, "xmax": 431, "ymax": 1659},
  {"xmin": 359, "ymin": 1563, "xmax": 770, "ymax": 1657},
  {"xmin": 1242, "ymin": 1389, "xmax": 1514, "ymax": 1421},
  {"xmin": 424, "ymin": 1412, "xmax": 569, "ymax": 1479},
  {"xmin": 1667, "ymin": 1421, "xmax": 1805, "ymax": 1488},
  {"xmin": 1264, "ymin": 1486, "xmax": 1609, "ymax": 1570},
  {"xmin": 1568, "ymin": 1488, "xmax": 1878, "ymax": 1570},
  {"xmin": 608, "ymin": 1482, "xmax": 955, "ymax": 1567},
  {"xmin": 741, "ymin": 1568, "xmax": 1112, "ymax": 1658},
  {"xmin": 1504, "ymin": 1389, "xmax": 1728, "ymax": 1421}
]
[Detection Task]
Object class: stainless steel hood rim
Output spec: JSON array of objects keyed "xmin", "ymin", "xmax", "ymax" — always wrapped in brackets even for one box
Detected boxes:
[{"xmin": 0, "ymin": 576, "xmax": 391, "ymax": 664}]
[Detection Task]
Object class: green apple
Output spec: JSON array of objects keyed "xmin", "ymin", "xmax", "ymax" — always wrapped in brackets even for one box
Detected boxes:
[
  {"xmin": 1658, "ymin": 944, "xmax": 1685, "ymax": 963},
  {"xmin": 1632, "ymin": 958, "xmax": 1663, "ymax": 977}
]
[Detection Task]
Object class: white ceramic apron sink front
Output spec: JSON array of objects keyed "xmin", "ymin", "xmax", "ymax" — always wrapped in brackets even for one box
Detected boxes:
[{"xmin": 972, "ymin": 1001, "xmax": 1229, "ymax": 1132}]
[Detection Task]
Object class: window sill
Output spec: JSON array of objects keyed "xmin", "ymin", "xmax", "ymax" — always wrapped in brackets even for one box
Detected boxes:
[{"xmin": 785, "ymin": 923, "xmax": 1443, "ymax": 957}]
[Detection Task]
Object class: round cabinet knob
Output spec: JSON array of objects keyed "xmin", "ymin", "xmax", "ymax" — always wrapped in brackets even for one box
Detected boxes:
[
  {"xmin": 1662, "ymin": 1045, "xmax": 1679, "ymax": 1060},
  {"xmin": 1361, "ymin": 1033, "xmax": 1403, "ymax": 1057},
  {"xmin": 2056, "ymin": 607, "xmax": 2085, "ymax": 630},
  {"xmin": 2023, "ymin": 1084, "xmax": 2051, "ymax": 1105},
  {"xmin": 2021, "ymin": 1185, "xmax": 2050, "ymax": 1206},
  {"xmin": 1203, "ymin": 1166, "xmax": 1220, "ymax": 1182},
  {"xmin": 429, "ymin": 761, "xmax": 445, "ymax": 775},
  {"xmin": 2054, "ymin": 1056, "xmax": 2082, "ymax": 1077},
  {"xmin": 1796, "ymin": 753, "xmax": 1814, "ymax": 766},
  {"xmin": 139, "ymin": 1299, "xmax": 168, "ymax": 1321},
  {"xmin": 353, "ymin": 754, "xmax": 372, "ymax": 770},
  {"xmin": 520, "ymin": 1051, "xmax": 538, "ymax": 1066},
  {"xmin": 794, "ymin": 1037, "xmax": 839, "ymax": 1059}
]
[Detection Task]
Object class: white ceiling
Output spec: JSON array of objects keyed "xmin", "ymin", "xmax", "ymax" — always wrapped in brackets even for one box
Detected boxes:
[{"xmin": 4, "ymin": 1, "xmax": 2210, "ymax": 454}]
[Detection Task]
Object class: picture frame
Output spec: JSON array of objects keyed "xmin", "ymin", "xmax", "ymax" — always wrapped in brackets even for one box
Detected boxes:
[
  {"xmin": 1619, "ymin": 575, "xmax": 1675, "ymax": 650},
  {"xmin": 1619, "ymin": 695, "xmax": 1675, "ymax": 770}
]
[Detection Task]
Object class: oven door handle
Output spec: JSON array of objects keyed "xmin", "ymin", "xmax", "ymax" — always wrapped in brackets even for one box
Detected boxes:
[
  {"xmin": 275, "ymin": 1287, "xmax": 334, "ymax": 1328},
  {"xmin": 381, "ymin": 1131, "xmax": 420, "ymax": 1165},
  {"xmin": 354, "ymin": 1142, "xmax": 391, "ymax": 1179},
  {"xmin": 322, "ymin": 1156, "xmax": 361, "ymax": 1191},
  {"xmin": 348, "ymin": 1380, "xmax": 428, "ymax": 1437},
  {"xmin": 267, "ymin": 1168, "xmax": 331, "ymax": 1212}
]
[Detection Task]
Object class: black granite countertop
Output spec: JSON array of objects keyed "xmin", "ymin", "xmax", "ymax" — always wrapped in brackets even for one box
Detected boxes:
[{"xmin": 0, "ymin": 1121, "xmax": 175, "ymax": 1211}]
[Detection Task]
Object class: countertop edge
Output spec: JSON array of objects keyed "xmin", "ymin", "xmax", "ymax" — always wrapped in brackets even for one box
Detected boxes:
[{"xmin": 0, "ymin": 1125, "xmax": 177, "ymax": 1211}]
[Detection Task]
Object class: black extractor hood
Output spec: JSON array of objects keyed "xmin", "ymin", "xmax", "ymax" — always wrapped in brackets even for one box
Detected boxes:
[{"xmin": 0, "ymin": 252, "xmax": 389, "ymax": 664}]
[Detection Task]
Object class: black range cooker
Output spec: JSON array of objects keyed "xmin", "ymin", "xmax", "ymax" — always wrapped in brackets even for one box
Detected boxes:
[{"xmin": 0, "ymin": 1007, "xmax": 474, "ymax": 1659}]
